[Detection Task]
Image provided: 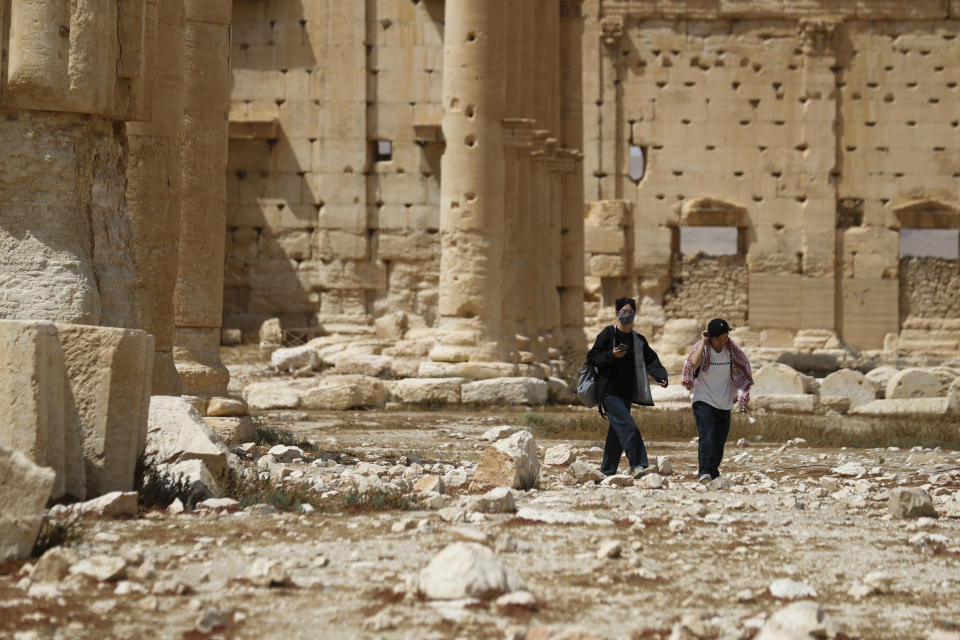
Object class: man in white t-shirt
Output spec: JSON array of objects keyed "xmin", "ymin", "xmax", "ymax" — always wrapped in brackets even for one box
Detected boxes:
[{"xmin": 681, "ymin": 318, "xmax": 754, "ymax": 484}]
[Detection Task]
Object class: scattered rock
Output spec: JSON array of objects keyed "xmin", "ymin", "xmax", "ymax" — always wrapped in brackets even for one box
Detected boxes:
[
  {"xmin": 495, "ymin": 590, "xmax": 537, "ymax": 611},
  {"xmin": 0, "ymin": 444, "xmax": 56, "ymax": 562},
  {"xmin": 414, "ymin": 475, "xmax": 445, "ymax": 494},
  {"xmin": 544, "ymin": 444, "xmax": 575, "ymax": 466},
  {"xmin": 831, "ymin": 462, "xmax": 866, "ymax": 477},
  {"xmin": 596, "ymin": 540, "xmax": 622, "ymax": 559},
  {"xmin": 417, "ymin": 542, "xmax": 526, "ymax": 600},
  {"xmin": 480, "ymin": 425, "xmax": 519, "ymax": 442},
  {"xmin": 271, "ymin": 345, "xmax": 322, "ymax": 373},
  {"xmin": 602, "ymin": 474, "xmax": 634, "ymax": 488},
  {"xmin": 769, "ymin": 578, "xmax": 818, "ymax": 600},
  {"xmin": 145, "ymin": 396, "xmax": 232, "ymax": 479},
  {"xmin": 755, "ymin": 601, "xmax": 836, "ymax": 640},
  {"xmin": 268, "ymin": 445, "xmax": 304, "ymax": 463},
  {"xmin": 641, "ymin": 473, "xmax": 664, "ymax": 489},
  {"xmin": 390, "ymin": 377, "xmax": 463, "ymax": 404},
  {"xmin": 248, "ymin": 558, "xmax": 290, "ymax": 587},
  {"xmin": 73, "ymin": 491, "xmax": 139, "ymax": 518},
  {"xmin": 472, "ymin": 430, "xmax": 540, "ymax": 490},
  {"xmin": 196, "ymin": 607, "xmax": 228, "ymax": 634},
  {"xmin": 196, "ymin": 497, "xmax": 240, "ymax": 511},
  {"xmin": 657, "ymin": 456, "xmax": 674, "ymax": 475},
  {"xmin": 470, "ymin": 487, "xmax": 517, "ymax": 513},
  {"xmin": 205, "ymin": 397, "xmax": 248, "ymax": 417},
  {"xmin": 243, "ymin": 382, "xmax": 302, "ymax": 410},
  {"xmin": 69, "ymin": 555, "xmax": 127, "ymax": 582},
  {"xmin": 889, "ymin": 487, "xmax": 938, "ymax": 519},
  {"xmin": 668, "ymin": 519, "xmax": 687, "ymax": 533},
  {"xmin": 31, "ymin": 547, "xmax": 80, "ymax": 583},
  {"xmin": 707, "ymin": 476, "xmax": 732, "ymax": 490},
  {"xmin": 565, "ymin": 461, "xmax": 605, "ymax": 484},
  {"xmin": 301, "ymin": 375, "xmax": 386, "ymax": 410}
]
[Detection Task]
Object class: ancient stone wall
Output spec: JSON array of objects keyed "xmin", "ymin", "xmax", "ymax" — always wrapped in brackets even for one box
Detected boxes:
[
  {"xmin": 225, "ymin": 0, "xmax": 443, "ymax": 336},
  {"xmin": 899, "ymin": 257, "xmax": 960, "ymax": 321},
  {"xmin": 662, "ymin": 255, "xmax": 749, "ymax": 327},
  {"xmin": 226, "ymin": 0, "xmax": 585, "ymax": 363},
  {"xmin": 582, "ymin": 0, "xmax": 960, "ymax": 353}
]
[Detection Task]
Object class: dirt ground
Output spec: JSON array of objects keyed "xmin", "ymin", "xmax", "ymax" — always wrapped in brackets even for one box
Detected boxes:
[{"xmin": 2, "ymin": 404, "xmax": 959, "ymax": 640}]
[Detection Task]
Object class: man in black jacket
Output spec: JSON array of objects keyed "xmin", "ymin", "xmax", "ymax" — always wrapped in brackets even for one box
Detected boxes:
[{"xmin": 587, "ymin": 297, "xmax": 669, "ymax": 477}]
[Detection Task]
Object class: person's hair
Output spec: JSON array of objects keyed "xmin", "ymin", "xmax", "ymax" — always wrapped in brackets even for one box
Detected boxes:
[{"xmin": 615, "ymin": 297, "xmax": 636, "ymax": 312}]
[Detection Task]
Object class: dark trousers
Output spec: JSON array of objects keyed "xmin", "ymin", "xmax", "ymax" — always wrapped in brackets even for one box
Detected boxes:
[
  {"xmin": 600, "ymin": 394, "xmax": 649, "ymax": 475},
  {"xmin": 693, "ymin": 401, "xmax": 731, "ymax": 479}
]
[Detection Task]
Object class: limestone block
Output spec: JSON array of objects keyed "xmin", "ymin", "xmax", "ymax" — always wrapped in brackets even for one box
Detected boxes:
[
  {"xmin": 462, "ymin": 378, "xmax": 548, "ymax": 406},
  {"xmin": 173, "ymin": 328, "xmax": 230, "ymax": 397},
  {"xmin": 145, "ymin": 396, "xmax": 231, "ymax": 479},
  {"xmin": 0, "ymin": 443, "xmax": 56, "ymax": 563},
  {"xmin": 57, "ymin": 324, "xmax": 155, "ymax": 497},
  {"xmin": 332, "ymin": 353, "xmax": 393, "ymax": 377},
  {"xmin": 374, "ymin": 311, "xmax": 408, "ymax": 340},
  {"xmin": 888, "ymin": 487, "xmax": 938, "ymax": 519},
  {"xmin": 417, "ymin": 361, "xmax": 461, "ymax": 377},
  {"xmin": 586, "ymin": 200, "xmax": 632, "ymax": 227},
  {"xmin": 204, "ymin": 417, "xmax": 255, "ymax": 446},
  {"xmin": 259, "ymin": 318, "xmax": 284, "ymax": 346},
  {"xmin": 243, "ymin": 382, "xmax": 303, "ymax": 411},
  {"xmin": 472, "ymin": 430, "xmax": 540, "ymax": 490},
  {"xmin": 886, "ymin": 368, "xmax": 943, "ymax": 399},
  {"xmin": 587, "ymin": 254, "xmax": 627, "ymax": 277},
  {"xmin": 271, "ymin": 345, "xmax": 323, "ymax": 373},
  {"xmin": 774, "ymin": 353, "xmax": 838, "ymax": 378},
  {"xmin": 160, "ymin": 458, "xmax": 219, "ymax": 501},
  {"xmin": 820, "ymin": 369, "xmax": 877, "ymax": 409},
  {"xmin": 547, "ymin": 377, "xmax": 575, "ymax": 404},
  {"xmin": 865, "ymin": 366, "xmax": 899, "ymax": 398},
  {"xmin": 300, "ymin": 375, "xmax": 386, "ymax": 410},
  {"xmin": 391, "ymin": 378, "xmax": 464, "ymax": 405},
  {"xmin": 206, "ymin": 397, "xmax": 247, "ymax": 417},
  {"xmin": 850, "ymin": 398, "xmax": 956, "ymax": 417},
  {"xmin": 0, "ymin": 320, "xmax": 69, "ymax": 500},
  {"xmin": 313, "ymin": 230, "xmax": 368, "ymax": 261},
  {"xmin": 455, "ymin": 362, "xmax": 520, "ymax": 380},
  {"xmin": 753, "ymin": 363, "xmax": 812, "ymax": 396},
  {"xmin": 752, "ymin": 394, "xmax": 818, "ymax": 413},
  {"xmin": 660, "ymin": 319, "xmax": 701, "ymax": 354},
  {"xmin": 585, "ymin": 226, "xmax": 626, "ymax": 254}
]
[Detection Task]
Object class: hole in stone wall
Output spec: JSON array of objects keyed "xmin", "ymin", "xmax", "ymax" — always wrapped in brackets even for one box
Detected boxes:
[
  {"xmin": 629, "ymin": 145, "xmax": 646, "ymax": 182},
  {"xmin": 900, "ymin": 229, "xmax": 959, "ymax": 259},
  {"xmin": 375, "ymin": 140, "xmax": 392, "ymax": 162},
  {"xmin": 464, "ymin": 135, "xmax": 476, "ymax": 147},
  {"xmin": 837, "ymin": 199, "xmax": 864, "ymax": 228},
  {"xmin": 679, "ymin": 226, "xmax": 740, "ymax": 256},
  {"xmin": 466, "ymin": 31, "xmax": 476, "ymax": 43}
]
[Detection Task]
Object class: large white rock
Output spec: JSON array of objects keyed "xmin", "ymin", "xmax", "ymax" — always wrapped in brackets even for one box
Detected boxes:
[
  {"xmin": 889, "ymin": 487, "xmax": 938, "ymax": 519},
  {"xmin": 391, "ymin": 378, "xmax": 463, "ymax": 404},
  {"xmin": 417, "ymin": 543, "xmax": 526, "ymax": 600},
  {"xmin": 332, "ymin": 353, "xmax": 393, "ymax": 378},
  {"xmin": 469, "ymin": 487, "xmax": 517, "ymax": 513},
  {"xmin": 203, "ymin": 416, "xmax": 256, "ymax": 445},
  {"xmin": 769, "ymin": 578, "xmax": 818, "ymax": 600},
  {"xmin": 544, "ymin": 444, "xmax": 575, "ymax": 467},
  {"xmin": 753, "ymin": 363, "xmax": 814, "ymax": 396},
  {"xmin": 160, "ymin": 459, "xmax": 219, "ymax": 500},
  {"xmin": 243, "ymin": 381, "xmax": 303, "ymax": 410},
  {"xmin": 865, "ymin": 366, "xmax": 899, "ymax": 397},
  {"xmin": 73, "ymin": 491, "xmax": 139, "ymax": 517},
  {"xmin": 145, "ymin": 396, "xmax": 231, "ymax": 479},
  {"xmin": 300, "ymin": 375, "xmax": 386, "ymax": 410},
  {"xmin": 820, "ymin": 369, "xmax": 876, "ymax": 410},
  {"xmin": 270, "ymin": 345, "xmax": 322, "ymax": 373},
  {"xmin": 850, "ymin": 398, "xmax": 957, "ymax": 417},
  {"xmin": 472, "ymin": 430, "xmax": 540, "ymax": 490},
  {"xmin": 258, "ymin": 318, "xmax": 283, "ymax": 346},
  {"xmin": 461, "ymin": 378, "xmax": 548, "ymax": 406},
  {"xmin": 0, "ymin": 443, "xmax": 56, "ymax": 562},
  {"xmin": 886, "ymin": 368, "xmax": 943, "ymax": 399},
  {"xmin": 755, "ymin": 601, "xmax": 836, "ymax": 640}
]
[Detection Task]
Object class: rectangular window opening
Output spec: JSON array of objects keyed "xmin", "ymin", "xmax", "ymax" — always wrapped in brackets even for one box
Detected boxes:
[
  {"xmin": 900, "ymin": 228, "xmax": 959, "ymax": 259},
  {"xmin": 375, "ymin": 140, "xmax": 393, "ymax": 162},
  {"xmin": 680, "ymin": 226, "xmax": 740, "ymax": 256}
]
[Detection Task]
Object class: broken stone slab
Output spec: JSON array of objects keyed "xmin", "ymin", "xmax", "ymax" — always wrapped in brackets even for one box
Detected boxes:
[
  {"xmin": 752, "ymin": 394, "xmax": 817, "ymax": 413},
  {"xmin": 146, "ymin": 396, "xmax": 231, "ymax": 480},
  {"xmin": 390, "ymin": 377, "xmax": 463, "ymax": 404},
  {"xmin": 0, "ymin": 320, "xmax": 73, "ymax": 500},
  {"xmin": 243, "ymin": 381, "xmax": 303, "ymax": 411},
  {"xmin": 0, "ymin": 443, "xmax": 56, "ymax": 562},
  {"xmin": 469, "ymin": 487, "xmax": 517, "ymax": 514},
  {"xmin": 205, "ymin": 397, "xmax": 248, "ymax": 417},
  {"xmin": 454, "ymin": 362, "xmax": 520, "ymax": 380},
  {"xmin": 565, "ymin": 461, "xmax": 605, "ymax": 484},
  {"xmin": 160, "ymin": 459, "xmax": 219, "ymax": 502},
  {"xmin": 203, "ymin": 416, "xmax": 256, "ymax": 445},
  {"xmin": 831, "ymin": 462, "xmax": 866, "ymax": 477},
  {"xmin": 248, "ymin": 558, "xmax": 290, "ymax": 587},
  {"xmin": 755, "ymin": 601, "xmax": 836, "ymax": 640},
  {"xmin": 775, "ymin": 352, "xmax": 839, "ymax": 377},
  {"xmin": 865, "ymin": 366, "xmax": 899, "ymax": 398},
  {"xmin": 69, "ymin": 555, "xmax": 127, "ymax": 582},
  {"xmin": 820, "ymin": 369, "xmax": 877, "ymax": 410},
  {"xmin": 417, "ymin": 542, "xmax": 526, "ymax": 600},
  {"xmin": 640, "ymin": 473, "xmax": 664, "ymax": 489},
  {"xmin": 544, "ymin": 444, "xmax": 575, "ymax": 466},
  {"xmin": 258, "ymin": 318, "xmax": 283, "ymax": 347},
  {"xmin": 471, "ymin": 430, "xmax": 540, "ymax": 490},
  {"xmin": 889, "ymin": 487, "xmax": 938, "ymax": 519},
  {"xmin": 271, "ymin": 345, "xmax": 322, "ymax": 373},
  {"xmin": 602, "ymin": 475, "xmax": 633, "ymax": 488},
  {"xmin": 886, "ymin": 368, "xmax": 943, "ymax": 399},
  {"xmin": 268, "ymin": 445, "xmax": 304, "ymax": 463},
  {"xmin": 596, "ymin": 540, "xmax": 622, "ymax": 559},
  {"xmin": 73, "ymin": 491, "xmax": 139, "ymax": 518},
  {"xmin": 414, "ymin": 475, "xmax": 445, "ymax": 494},
  {"xmin": 300, "ymin": 375, "xmax": 386, "ymax": 410},
  {"xmin": 31, "ymin": 547, "xmax": 81, "ymax": 583},
  {"xmin": 332, "ymin": 352, "xmax": 393, "ymax": 378},
  {"xmin": 850, "ymin": 397, "xmax": 957, "ymax": 417},
  {"xmin": 515, "ymin": 508, "xmax": 613, "ymax": 526},
  {"xmin": 461, "ymin": 377, "xmax": 548, "ymax": 406},
  {"xmin": 657, "ymin": 456, "xmax": 674, "ymax": 475},
  {"xmin": 753, "ymin": 363, "xmax": 817, "ymax": 395}
]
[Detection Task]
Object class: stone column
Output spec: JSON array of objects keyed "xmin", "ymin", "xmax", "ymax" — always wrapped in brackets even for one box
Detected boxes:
[
  {"xmin": 432, "ymin": 0, "xmax": 507, "ymax": 363},
  {"xmin": 598, "ymin": 14, "xmax": 623, "ymax": 200},
  {"xmin": 125, "ymin": 0, "xmax": 185, "ymax": 396},
  {"xmin": 173, "ymin": 0, "xmax": 231, "ymax": 397}
]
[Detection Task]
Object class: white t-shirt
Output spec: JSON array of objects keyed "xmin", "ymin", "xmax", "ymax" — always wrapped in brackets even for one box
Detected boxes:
[{"xmin": 691, "ymin": 344, "xmax": 734, "ymax": 411}]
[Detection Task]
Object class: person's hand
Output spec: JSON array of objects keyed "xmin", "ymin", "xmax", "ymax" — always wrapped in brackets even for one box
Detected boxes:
[
  {"xmin": 613, "ymin": 345, "xmax": 627, "ymax": 358},
  {"xmin": 701, "ymin": 331, "xmax": 710, "ymax": 340},
  {"xmin": 658, "ymin": 378, "xmax": 668, "ymax": 388}
]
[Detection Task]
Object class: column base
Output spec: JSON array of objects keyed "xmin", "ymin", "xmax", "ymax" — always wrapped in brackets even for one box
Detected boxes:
[
  {"xmin": 152, "ymin": 351, "xmax": 183, "ymax": 396},
  {"xmin": 173, "ymin": 327, "xmax": 229, "ymax": 396}
]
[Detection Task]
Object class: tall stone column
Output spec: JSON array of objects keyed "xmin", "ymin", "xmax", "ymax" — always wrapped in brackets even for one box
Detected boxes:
[
  {"xmin": 432, "ymin": 0, "xmax": 507, "ymax": 363},
  {"xmin": 125, "ymin": 0, "xmax": 185, "ymax": 396},
  {"xmin": 173, "ymin": 0, "xmax": 231, "ymax": 396}
]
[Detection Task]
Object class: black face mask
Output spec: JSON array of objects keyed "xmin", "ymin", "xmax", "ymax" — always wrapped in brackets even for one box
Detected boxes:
[{"xmin": 617, "ymin": 311, "xmax": 635, "ymax": 325}]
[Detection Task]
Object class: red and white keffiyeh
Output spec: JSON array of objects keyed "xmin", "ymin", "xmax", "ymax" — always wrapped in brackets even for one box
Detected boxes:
[{"xmin": 681, "ymin": 337, "xmax": 754, "ymax": 412}]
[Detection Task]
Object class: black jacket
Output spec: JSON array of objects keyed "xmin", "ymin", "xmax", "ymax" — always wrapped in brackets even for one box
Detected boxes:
[{"xmin": 587, "ymin": 325, "xmax": 668, "ymax": 413}]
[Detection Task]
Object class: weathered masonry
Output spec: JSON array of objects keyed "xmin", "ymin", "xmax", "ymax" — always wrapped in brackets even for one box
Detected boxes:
[
  {"xmin": 582, "ymin": 0, "xmax": 960, "ymax": 352},
  {"xmin": 225, "ymin": 0, "xmax": 586, "ymax": 362}
]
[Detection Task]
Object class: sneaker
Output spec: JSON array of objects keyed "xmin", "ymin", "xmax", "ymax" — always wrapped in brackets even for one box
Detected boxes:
[
  {"xmin": 698, "ymin": 474, "xmax": 711, "ymax": 485},
  {"xmin": 631, "ymin": 465, "xmax": 649, "ymax": 479}
]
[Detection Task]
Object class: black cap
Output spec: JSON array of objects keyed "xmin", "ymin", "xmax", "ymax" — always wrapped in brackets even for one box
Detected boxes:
[
  {"xmin": 707, "ymin": 318, "xmax": 731, "ymax": 337},
  {"xmin": 615, "ymin": 297, "xmax": 637, "ymax": 312}
]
